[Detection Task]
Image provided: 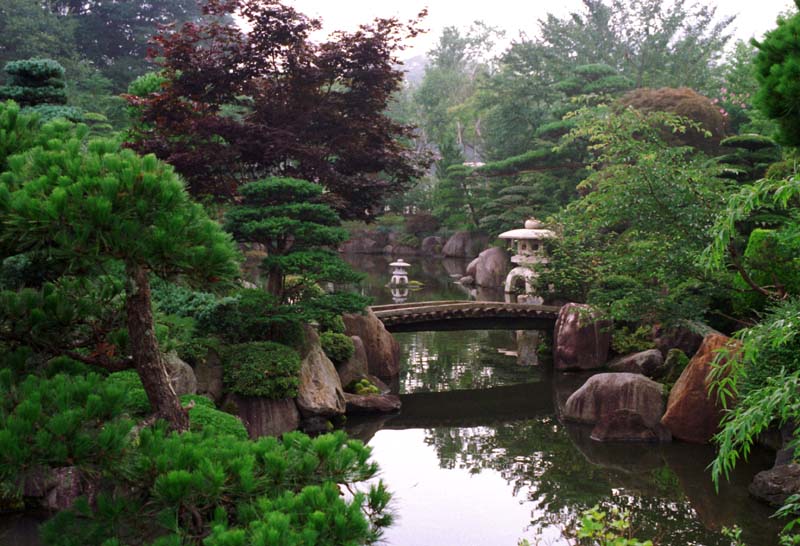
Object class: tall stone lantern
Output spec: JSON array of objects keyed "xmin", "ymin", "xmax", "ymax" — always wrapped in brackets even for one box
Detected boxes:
[{"xmin": 498, "ymin": 218, "xmax": 555, "ymax": 303}]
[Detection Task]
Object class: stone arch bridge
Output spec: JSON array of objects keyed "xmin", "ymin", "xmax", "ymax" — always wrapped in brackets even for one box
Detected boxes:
[{"xmin": 370, "ymin": 300, "xmax": 561, "ymax": 332}]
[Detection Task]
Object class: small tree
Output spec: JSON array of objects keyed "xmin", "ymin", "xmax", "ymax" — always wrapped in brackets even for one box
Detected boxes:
[
  {"xmin": 225, "ymin": 177, "xmax": 365, "ymax": 309},
  {"xmin": 0, "ymin": 58, "xmax": 82, "ymax": 121},
  {"xmin": 0, "ymin": 123, "xmax": 239, "ymax": 430}
]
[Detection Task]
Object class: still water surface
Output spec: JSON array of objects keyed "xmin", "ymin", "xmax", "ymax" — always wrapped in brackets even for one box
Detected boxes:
[{"xmin": 343, "ymin": 253, "xmax": 782, "ymax": 546}]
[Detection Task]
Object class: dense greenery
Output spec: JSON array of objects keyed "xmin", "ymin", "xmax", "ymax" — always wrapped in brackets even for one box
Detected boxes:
[{"xmin": 223, "ymin": 342, "xmax": 302, "ymax": 400}]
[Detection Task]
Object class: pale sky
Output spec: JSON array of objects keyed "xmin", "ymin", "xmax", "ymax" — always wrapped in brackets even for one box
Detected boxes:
[{"xmin": 280, "ymin": 0, "xmax": 796, "ymax": 58}]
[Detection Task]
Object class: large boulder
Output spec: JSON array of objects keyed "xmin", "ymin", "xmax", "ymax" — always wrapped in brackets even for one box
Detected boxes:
[
  {"xmin": 343, "ymin": 309, "xmax": 400, "ymax": 378},
  {"xmin": 336, "ymin": 335, "xmax": 369, "ymax": 388},
  {"xmin": 563, "ymin": 372, "xmax": 666, "ymax": 428},
  {"xmin": 607, "ymin": 349, "xmax": 664, "ymax": 378},
  {"xmin": 227, "ymin": 395, "xmax": 300, "ymax": 438},
  {"xmin": 554, "ymin": 304, "xmax": 612, "ymax": 371},
  {"xmin": 466, "ymin": 256, "xmax": 480, "ymax": 278},
  {"xmin": 164, "ymin": 351, "xmax": 197, "ymax": 396},
  {"xmin": 442, "ymin": 231, "xmax": 489, "ymax": 258},
  {"xmin": 653, "ymin": 321, "xmax": 718, "ymax": 358},
  {"xmin": 23, "ymin": 466, "xmax": 96, "ymax": 511},
  {"xmin": 749, "ymin": 464, "xmax": 800, "ymax": 506},
  {"xmin": 421, "ymin": 236, "xmax": 444, "ymax": 255},
  {"xmin": 474, "ymin": 247, "xmax": 510, "ymax": 288},
  {"xmin": 660, "ymin": 333, "xmax": 738, "ymax": 443},
  {"xmin": 192, "ymin": 345, "xmax": 224, "ymax": 402},
  {"xmin": 590, "ymin": 409, "xmax": 671, "ymax": 443},
  {"xmin": 296, "ymin": 327, "xmax": 346, "ymax": 418},
  {"xmin": 344, "ymin": 393, "xmax": 402, "ymax": 414}
]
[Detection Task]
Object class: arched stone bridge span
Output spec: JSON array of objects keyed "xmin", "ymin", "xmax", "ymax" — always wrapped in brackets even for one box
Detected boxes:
[{"xmin": 371, "ymin": 301, "xmax": 561, "ymax": 332}]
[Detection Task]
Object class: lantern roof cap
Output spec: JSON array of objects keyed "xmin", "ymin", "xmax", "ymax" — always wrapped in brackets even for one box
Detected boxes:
[
  {"xmin": 389, "ymin": 259, "xmax": 410, "ymax": 267},
  {"xmin": 498, "ymin": 228, "xmax": 555, "ymax": 240}
]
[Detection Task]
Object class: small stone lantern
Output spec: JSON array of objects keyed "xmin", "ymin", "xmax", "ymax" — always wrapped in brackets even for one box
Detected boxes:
[
  {"xmin": 498, "ymin": 218, "xmax": 555, "ymax": 301},
  {"xmin": 389, "ymin": 258, "xmax": 410, "ymax": 286}
]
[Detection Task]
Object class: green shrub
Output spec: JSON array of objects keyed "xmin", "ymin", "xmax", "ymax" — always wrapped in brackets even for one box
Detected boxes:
[
  {"xmin": 732, "ymin": 229, "xmax": 800, "ymax": 315},
  {"xmin": 396, "ymin": 233, "xmax": 420, "ymax": 248},
  {"xmin": 223, "ymin": 342, "xmax": 302, "ymax": 399},
  {"xmin": 348, "ymin": 379, "xmax": 380, "ymax": 395},
  {"xmin": 41, "ymin": 428, "xmax": 391, "ymax": 546},
  {"xmin": 611, "ymin": 325, "xmax": 655, "ymax": 355},
  {"xmin": 151, "ymin": 279, "xmax": 221, "ymax": 322},
  {"xmin": 187, "ymin": 402, "xmax": 248, "ymax": 440},
  {"xmin": 404, "ymin": 213, "xmax": 439, "ymax": 236},
  {"xmin": 105, "ymin": 370, "xmax": 151, "ymax": 415},
  {"xmin": 197, "ymin": 289, "xmax": 305, "ymax": 347},
  {"xmin": 0, "ymin": 371, "xmax": 133, "ymax": 483},
  {"xmin": 320, "ymin": 332, "xmax": 354, "ymax": 366}
]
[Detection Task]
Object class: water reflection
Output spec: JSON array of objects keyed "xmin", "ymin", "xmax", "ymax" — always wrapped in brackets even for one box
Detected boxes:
[{"xmin": 340, "ymin": 253, "xmax": 782, "ymax": 546}]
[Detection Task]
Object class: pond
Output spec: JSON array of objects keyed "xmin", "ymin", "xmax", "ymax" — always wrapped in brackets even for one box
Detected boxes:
[{"xmin": 342, "ymin": 253, "xmax": 782, "ymax": 546}]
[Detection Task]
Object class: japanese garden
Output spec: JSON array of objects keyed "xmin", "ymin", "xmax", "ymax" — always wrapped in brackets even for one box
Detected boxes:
[{"xmin": 3, "ymin": 0, "xmax": 800, "ymax": 545}]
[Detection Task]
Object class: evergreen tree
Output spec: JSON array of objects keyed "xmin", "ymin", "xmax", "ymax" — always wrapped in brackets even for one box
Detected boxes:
[
  {"xmin": 0, "ymin": 58, "xmax": 82, "ymax": 121},
  {"xmin": 224, "ymin": 177, "xmax": 367, "ymax": 320},
  {"xmin": 0, "ymin": 111, "xmax": 239, "ymax": 430}
]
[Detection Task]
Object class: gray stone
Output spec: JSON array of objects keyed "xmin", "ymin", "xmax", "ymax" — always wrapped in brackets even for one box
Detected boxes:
[
  {"xmin": 474, "ymin": 246, "xmax": 510, "ymax": 288},
  {"xmin": 653, "ymin": 321, "xmax": 718, "ymax": 358},
  {"xmin": 421, "ymin": 236, "xmax": 444, "ymax": 255},
  {"xmin": 466, "ymin": 256, "xmax": 480, "ymax": 277},
  {"xmin": 554, "ymin": 304, "xmax": 612, "ymax": 371},
  {"xmin": 336, "ymin": 336, "xmax": 369, "ymax": 389},
  {"xmin": 24, "ymin": 466, "xmax": 95, "ymax": 511},
  {"xmin": 563, "ymin": 372, "xmax": 666, "ymax": 427},
  {"xmin": 442, "ymin": 231, "xmax": 489, "ymax": 258},
  {"xmin": 192, "ymin": 346, "xmax": 224, "ymax": 402},
  {"xmin": 607, "ymin": 349, "xmax": 664, "ymax": 378},
  {"xmin": 296, "ymin": 327, "xmax": 346, "ymax": 418},
  {"xmin": 591, "ymin": 409, "xmax": 672, "ymax": 443},
  {"xmin": 459, "ymin": 275, "xmax": 475, "ymax": 286},
  {"xmin": 227, "ymin": 394, "xmax": 300, "ymax": 438},
  {"xmin": 343, "ymin": 309, "xmax": 401, "ymax": 378},
  {"xmin": 344, "ymin": 393, "xmax": 402, "ymax": 414},
  {"xmin": 749, "ymin": 464, "xmax": 800, "ymax": 506},
  {"xmin": 164, "ymin": 351, "xmax": 197, "ymax": 396}
]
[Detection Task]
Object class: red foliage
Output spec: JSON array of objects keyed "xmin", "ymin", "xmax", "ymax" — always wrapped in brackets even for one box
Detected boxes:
[
  {"xmin": 617, "ymin": 87, "xmax": 727, "ymax": 153},
  {"xmin": 126, "ymin": 0, "xmax": 429, "ymax": 220}
]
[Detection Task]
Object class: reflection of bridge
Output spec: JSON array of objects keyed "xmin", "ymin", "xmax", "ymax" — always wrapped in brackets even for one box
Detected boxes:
[{"xmin": 371, "ymin": 301, "xmax": 561, "ymax": 332}]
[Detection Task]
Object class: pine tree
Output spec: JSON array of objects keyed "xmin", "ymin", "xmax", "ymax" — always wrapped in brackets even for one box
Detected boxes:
[
  {"xmin": 224, "ymin": 177, "xmax": 366, "ymax": 320},
  {"xmin": 0, "ymin": 112, "xmax": 239, "ymax": 430}
]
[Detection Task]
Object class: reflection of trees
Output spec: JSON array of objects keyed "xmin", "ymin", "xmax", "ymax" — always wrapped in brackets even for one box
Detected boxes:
[
  {"xmin": 397, "ymin": 330, "xmax": 539, "ymax": 392},
  {"xmin": 421, "ymin": 418, "xmax": 758, "ymax": 546}
]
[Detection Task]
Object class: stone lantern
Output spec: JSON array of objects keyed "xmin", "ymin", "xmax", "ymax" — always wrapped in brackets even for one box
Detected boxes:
[
  {"xmin": 389, "ymin": 258, "xmax": 410, "ymax": 286},
  {"xmin": 498, "ymin": 218, "xmax": 555, "ymax": 302}
]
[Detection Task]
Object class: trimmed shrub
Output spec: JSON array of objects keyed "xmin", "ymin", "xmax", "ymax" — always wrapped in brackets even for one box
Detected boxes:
[
  {"xmin": 223, "ymin": 342, "xmax": 302, "ymax": 399},
  {"xmin": 196, "ymin": 289, "xmax": 305, "ymax": 347},
  {"xmin": 611, "ymin": 325, "xmax": 656, "ymax": 355},
  {"xmin": 347, "ymin": 378, "xmax": 380, "ymax": 395},
  {"xmin": 105, "ymin": 370, "xmax": 151, "ymax": 416},
  {"xmin": 186, "ymin": 402, "xmax": 248, "ymax": 440},
  {"xmin": 320, "ymin": 332, "xmax": 354, "ymax": 366}
]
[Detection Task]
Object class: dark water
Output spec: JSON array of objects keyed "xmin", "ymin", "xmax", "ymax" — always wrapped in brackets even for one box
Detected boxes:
[{"xmin": 342, "ymin": 253, "xmax": 782, "ymax": 546}]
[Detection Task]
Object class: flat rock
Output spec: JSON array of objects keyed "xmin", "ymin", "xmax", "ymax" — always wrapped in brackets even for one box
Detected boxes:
[
  {"xmin": 345, "ymin": 393, "xmax": 402, "ymax": 414},
  {"xmin": 660, "ymin": 333, "xmax": 738, "ymax": 444},
  {"xmin": 749, "ymin": 463, "xmax": 800, "ymax": 506},
  {"xmin": 563, "ymin": 372, "xmax": 665, "ymax": 427}
]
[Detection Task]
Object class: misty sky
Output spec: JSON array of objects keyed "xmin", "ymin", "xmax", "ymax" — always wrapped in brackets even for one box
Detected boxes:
[{"xmin": 284, "ymin": 0, "xmax": 796, "ymax": 57}]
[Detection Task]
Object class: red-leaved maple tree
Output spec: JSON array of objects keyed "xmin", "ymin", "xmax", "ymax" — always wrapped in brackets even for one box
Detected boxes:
[{"xmin": 126, "ymin": 0, "xmax": 429, "ymax": 219}]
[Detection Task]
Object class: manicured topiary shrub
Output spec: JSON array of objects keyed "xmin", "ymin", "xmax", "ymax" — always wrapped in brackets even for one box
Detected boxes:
[
  {"xmin": 196, "ymin": 289, "xmax": 306, "ymax": 347},
  {"xmin": 0, "ymin": 59, "xmax": 67, "ymax": 107},
  {"xmin": 320, "ymin": 332, "xmax": 354, "ymax": 366},
  {"xmin": 223, "ymin": 342, "xmax": 302, "ymax": 399},
  {"xmin": 348, "ymin": 378, "xmax": 380, "ymax": 395}
]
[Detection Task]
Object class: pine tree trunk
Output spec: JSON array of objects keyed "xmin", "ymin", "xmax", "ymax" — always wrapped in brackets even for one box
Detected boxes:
[
  {"xmin": 266, "ymin": 267, "xmax": 283, "ymax": 300},
  {"xmin": 125, "ymin": 262, "xmax": 189, "ymax": 431}
]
